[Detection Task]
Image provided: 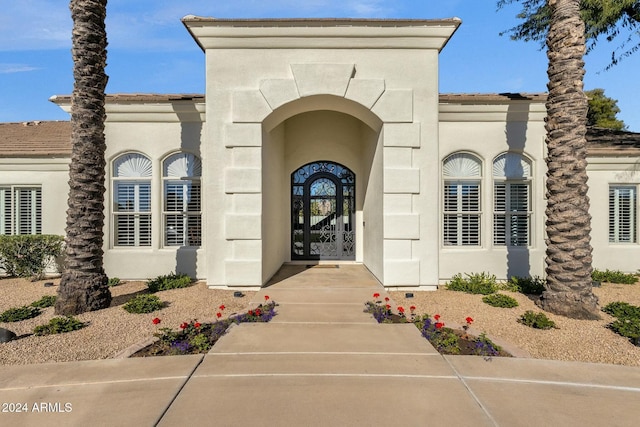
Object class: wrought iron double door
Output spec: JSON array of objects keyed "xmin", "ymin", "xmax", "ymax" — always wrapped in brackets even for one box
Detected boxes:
[{"xmin": 291, "ymin": 161, "xmax": 355, "ymax": 260}]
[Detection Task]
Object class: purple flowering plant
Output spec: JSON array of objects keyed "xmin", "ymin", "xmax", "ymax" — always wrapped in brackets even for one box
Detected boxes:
[{"xmin": 144, "ymin": 301, "xmax": 277, "ymax": 356}]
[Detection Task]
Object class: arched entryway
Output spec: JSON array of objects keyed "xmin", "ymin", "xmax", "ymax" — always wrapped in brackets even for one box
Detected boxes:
[{"xmin": 291, "ymin": 161, "xmax": 355, "ymax": 260}]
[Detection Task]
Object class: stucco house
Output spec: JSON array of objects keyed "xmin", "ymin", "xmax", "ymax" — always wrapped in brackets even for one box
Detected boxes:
[{"xmin": 1, "ymin": 18, "xmax": 639, "ymax": 289}]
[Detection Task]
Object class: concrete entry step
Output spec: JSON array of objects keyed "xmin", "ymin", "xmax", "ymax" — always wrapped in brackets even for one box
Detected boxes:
[
  {"xmin": 159, "ymin": 375, "xmax": 494, "ymax": 427},
  {"xmin": 264, "ymin": 264, "xmax": 382, "ymax": 289},
  {"xmin": 211, "ymin": 322, "xmax": 438, "ymax": 354},
  {"xmin": 269, "ymin": 302, "xmax": 377, "ymax": 323},
  {"xmin": 199, "ymin": 352, "xmax": 452, "ymax": 377},
  {"xmin": 253, "ymin": 287, "xmax": 383, "ymax": 304}
]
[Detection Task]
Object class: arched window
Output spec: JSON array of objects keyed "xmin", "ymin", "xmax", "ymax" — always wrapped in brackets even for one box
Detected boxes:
[
  {"xmin": 163, "ymin": 152, "xmax": 202, "ymax": 247},
  {"xmin": 112, "ymin": 153, "xmax": 152, "ymax": 246},
  {"xmin": 493, "ymin": 153, "xmax": 532, "ymax": 247},
  {"xmin": 442, "ymin": 153, "xmax": 482, "ymax": 246}
]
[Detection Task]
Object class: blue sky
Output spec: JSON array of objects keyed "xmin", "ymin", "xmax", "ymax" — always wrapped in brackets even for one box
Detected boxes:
[{"xmin": 1, "ymin": 0, "xmax": 638, "ymax": 130}]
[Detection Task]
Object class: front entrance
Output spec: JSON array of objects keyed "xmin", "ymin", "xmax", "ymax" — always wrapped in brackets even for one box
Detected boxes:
[{"xmin": 291, "ymin": 161, "xmax": 355, "ymax": 260}]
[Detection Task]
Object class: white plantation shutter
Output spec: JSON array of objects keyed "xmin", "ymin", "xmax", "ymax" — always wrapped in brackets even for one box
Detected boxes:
[
  {"xmin": 163, "ymin": 153, "xmax": 202, "ymax": 247},
  {"xmin": 443, "ymin": 153, "xmax": 482, "ymax": 246},
  {"xmin": 493, "ymin": 153, "xmax": 531, "ymax": 246},
  {"xmin": 164, "ymin": 152, "xmax": 202, "ymax": 178},
  {"xmin": 0, "ymin": 187, "xmax": 10, "ymax": 235},
  {"xmin": 112, "ymin": 153, "xmax": 152, "ymax": 247},
  {"xmin": 609, "ymin": 186, "xmax": 637, "ymax": 243},
  {"xmin": 16, "ymin": 188, "xmax": 41, "ymax": 235},
  {"xmin": 443, "ymin": 153, "xmax": 482, "ymax": 177},
  {"xmin": 0, "ymin": 187, "xmax": 41, "ymax": 235},
  {"xmin": 493, "ymin": 153, "xmax": 531, "ymax": 178},
  {"xmin": 114, "ymin": 153, "xmax": 152, "ymax": 178}
]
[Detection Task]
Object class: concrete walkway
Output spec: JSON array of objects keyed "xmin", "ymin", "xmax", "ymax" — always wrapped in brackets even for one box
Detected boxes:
[{"xmin": 1, "ymin": 264, "xmax": 640, "ymax": 426}]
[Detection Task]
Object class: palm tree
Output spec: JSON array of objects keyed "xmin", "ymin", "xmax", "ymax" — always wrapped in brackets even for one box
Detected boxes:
[
  {"xmin": 538, "ymin": 0, "xmax": 599, "ymax": 319},
  {"xmin": 55, "ymin": 0, "xmax": 111, "ymax": 315}
]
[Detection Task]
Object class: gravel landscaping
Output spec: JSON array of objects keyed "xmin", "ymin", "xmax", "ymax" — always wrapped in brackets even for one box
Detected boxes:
[
  {"xmin": 0, "ymin": 278, "xmax": 254, "ymax": 365},
  {"xmin": 392, "ymin": 282, "xmax": 640, "ymax": 366},
  {"xmin": 1, "ymin": 276, "xmax": 639, "ymax": 366}
]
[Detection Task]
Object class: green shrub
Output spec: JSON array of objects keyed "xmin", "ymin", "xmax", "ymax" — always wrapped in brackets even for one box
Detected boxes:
[
  {"xmin": 602, "ymin": 301, "xmax": 640, "ymax": 319},
  {"xmin": 0, "ymin": 235, "xmax": 64, "ymax": 279},
  {"xmin": 189, "ymin": 333, "xmax": 212, "ymax": 352},
  {"xmin": 518, "ymin": 310, "xmax": 556, "ymax": 330},
  {"xmin": 429, "ymin": 327, "xmax": 461, "ymax": 354},
  {"xmin": 33, "ymin": 316, "xmax": 86, "ymax": 335},
  {"xmin": 609, "ymin": 317, "xmax": 640, "ymax": 346},
  {"xmin": 0, "ymin": 305, "xmax": 41, "ymax": 322},
  {"xmin": 482, "ymin": 293, "xmax": 519, "ymax": 308},
  {"xmin": 30, "ymin": 295, "xmax": 57, "ymax": 309},
  {"xmin": 108, "ymin": 277, "xmax": 122, "ymax": 287},
  {"xmin": 123, "ymin": 294, "xmax": 165, "ymax": 314},
  {"xmin": 147, "ymin": 272, "xmax": 193, "ymax": 293},
  {"xmin": 592, "ymin": 269, "xmax": 637, "ymax": 284},
  {"xmin": 504, "ymin": 276, "xmax": 546, "ymax": 295},
  {"xmin": 446, "ymin": 272, "xmax": 498, "ymax": 295}
]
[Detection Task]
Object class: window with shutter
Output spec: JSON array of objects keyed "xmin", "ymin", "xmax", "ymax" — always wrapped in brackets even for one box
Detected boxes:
[
  {"xmin": 0, "ymin": 186, "xmax": 41, "ymax": 235},
  {"xmin": 112, "ymin": 153, "xmax": 152, "ymax": 247},
  {"xmin": 163, "ymin": 153, "xmax": 202, "ymax": 247},
  {"xmin": 609, "ymin": 186, "xmax": 637, "ymax": 243},
  {"xmin": 442, "ymin": 153, "xmax": 482, "ymax": 246},
  {"xmin": 493, "ymin": 153, "xmax": 532, "ymax": 247}
]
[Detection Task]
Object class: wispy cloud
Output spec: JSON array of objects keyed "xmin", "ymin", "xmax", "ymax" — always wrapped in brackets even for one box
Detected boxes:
[
  {"xmin": 1, "ymin": 0, "xmax": 402, "ymax": 53},
  {"xmin": 0, "ymin": 1, "xmax": 70, "ymax": 51},
  {"xmin": 346, "ymin": 1, "xmax": 393, "ymax": 17},
  {"xmin": 0, "ymin": 64, "xmax": 39, "ymax": 74}
]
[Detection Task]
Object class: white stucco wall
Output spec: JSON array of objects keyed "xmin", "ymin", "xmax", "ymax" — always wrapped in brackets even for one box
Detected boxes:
[
  {"xmin": 102, "ymin": 104, "xmax": 206, "ymax": 280},
  {"xmin": 438, "ymin": 99, "xmax": 548, "ymax": 281},
  {"xmin": 588, "ymin": 157, "xmax": 640, "ymax": 272},
  {"xmin": 262, "ymin": 123, "xmax": 286, "ymax": 284},
  {"xmin": 189, "ymin": 19, "xmax": 459, "ymax": 288},
  {"xmin": 0, "ymin": 157, "xmax": 70, "ymax": 236}
]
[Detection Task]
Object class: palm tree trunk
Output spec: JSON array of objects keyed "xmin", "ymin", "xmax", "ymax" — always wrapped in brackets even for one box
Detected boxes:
[
  {"xmin": 55, "ymin": 0, "xmax": 111, "ymax": 315},
  {"xmin": 538, "ymin": 0, "xmax": 599, "ymax": 319}
]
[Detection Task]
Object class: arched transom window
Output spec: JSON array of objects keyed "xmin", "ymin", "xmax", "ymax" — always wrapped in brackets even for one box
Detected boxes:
[
  {"xmin": 163, "ymin": 152, "xmax": 202, "ymax": 247},
  {"xmin": 442, "ymin": 153, "xmax": 482, "ymax": 246},
  {"xmin": 493, "ymin": 153, "xmax": 532, "ymax": 247},
  {"xmin": 112, "ymin": 153, "xmax": 152, "ymax": 247}
]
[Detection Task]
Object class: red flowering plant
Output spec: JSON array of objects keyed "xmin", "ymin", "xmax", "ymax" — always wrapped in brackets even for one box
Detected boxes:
[
  {"xmin": 363, "ymin": 297, "xmax": 505, "ymax": 358},
  {"xmin": 140, "ymin": 299, "xmax": 278, "ymax": 357},
  {"xmin": 364, "ymin": 294, "xmax": 411, "ymax": 323},
  {"xmin": 462, "ymin": 316, "xmax": 474, "ymax": 338}
]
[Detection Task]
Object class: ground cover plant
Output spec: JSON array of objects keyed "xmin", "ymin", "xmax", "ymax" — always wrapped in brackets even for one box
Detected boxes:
[
  {"xmin": 592, "ymin": 269, "xmax": 637, "ymax": 285},
  {"xmin": 108, "ymin": 277, "xmax": 122, "ymax": 287},
  {"xmin": 446, "ymin": 272, "xmax": 499, "ymax": 295},
  {"xmin": 0, "ymin": 305, "xmax": 41, "ymax": 322},
  {"xmin": 123, "ymin": 294, "xmax": 165, "ymax": 314},
  {"xmin": 503, "ymin": 276, "xmax": 546, "ymax": 295},
  {"xmin": 518, "ymin": 310, "xmax": 556, "ymax": 330},
  {"xmin": 364, "ymin": 294, "xmax": 508, "ymax": 358},
  {"xmin": 30, "ymin": 295, "xmax": 57, "ymax": 308},
  {"xmin": 147, "ymin": 272, "xmax": 193, "ymax": 293},
  {"xmin": 482, "ymin": 293, "xmax": 519, "ymax": 308},
  {"xmin": 603, "ymin": 301, "xmax": 640, "ymax": 346},
  {"xmin": 134, "ymin": 296, "xmax": 277, "ymax": 356},
  {"xmin": 33, "ymin": 316, "xmax": 86, "ymax": 336}
]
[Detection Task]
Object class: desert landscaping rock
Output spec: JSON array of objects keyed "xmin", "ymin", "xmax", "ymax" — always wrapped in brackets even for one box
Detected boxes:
[{"xmin": 0, "ymin": 327, "xmax": 16, "ymax": 343}]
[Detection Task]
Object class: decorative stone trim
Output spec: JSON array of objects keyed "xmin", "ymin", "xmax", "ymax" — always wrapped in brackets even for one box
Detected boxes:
[
  {"xmin": 384, "ymin": 214, "xmax": 420, "ymax": 239},
  {"xmin": 290, "ymin": 63, "xmax": 355, "ymax": 97}
]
